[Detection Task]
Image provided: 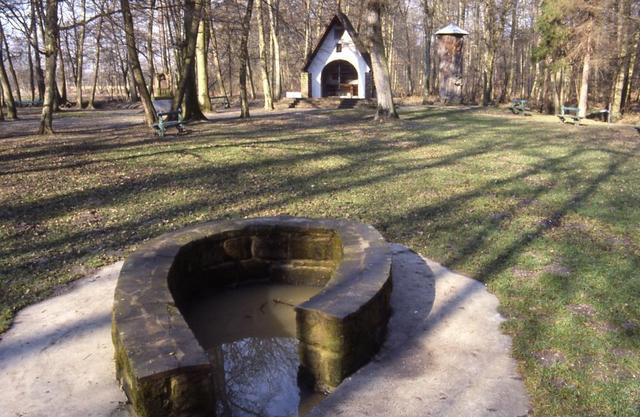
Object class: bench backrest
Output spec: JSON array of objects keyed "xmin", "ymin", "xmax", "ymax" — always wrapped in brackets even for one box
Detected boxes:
[
  {"xmin": 561, "ymin": 105, "xmax": 580, "ymax": 115},
  {"xmin": 152, "ymin": 99, "xmax": 173, "ymax": 115}
]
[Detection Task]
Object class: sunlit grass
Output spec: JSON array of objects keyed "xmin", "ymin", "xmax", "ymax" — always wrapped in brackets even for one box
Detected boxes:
[{"xmin": 0, "ymin": 106, "xmax": 638, "ymax": 415}]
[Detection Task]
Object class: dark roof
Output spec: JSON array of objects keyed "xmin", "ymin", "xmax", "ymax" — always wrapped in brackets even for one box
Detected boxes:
[{"xmin": 302, "ymin": 13, "xmax": 371, "ymax": 72}]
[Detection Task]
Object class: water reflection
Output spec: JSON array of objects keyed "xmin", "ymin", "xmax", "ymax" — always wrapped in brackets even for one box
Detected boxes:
[
  {"xmin": 210, "ymin": 337, "xmax": 323, "ymax": 417},
  {"xmin": 184, "ymin": 284, "xmax": 325, "ymax": 417}
]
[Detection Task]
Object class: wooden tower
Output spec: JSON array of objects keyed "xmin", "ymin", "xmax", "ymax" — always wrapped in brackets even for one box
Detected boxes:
[{"xmin": 435, "ymin": 24, "xmax": 469, "ymax": 104}]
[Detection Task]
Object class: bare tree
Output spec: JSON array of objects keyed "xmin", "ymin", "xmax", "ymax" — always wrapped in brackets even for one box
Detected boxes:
[
  {"xmin": 421, "ymin": 0, "xmax": 434, "ymax": 103},
  {"xmin": 73, "ymin": 0, "xmax": 87, "ymax": 108},
  {"xmin": 0, "ymin": 19, "xmax": 17, "ymax": 119},
  {"xmin": 196, "ymin": 18, "xmax": 212, "ymax": 111},
  {"xmin": 1, "ymin": 21, "xmax": 22, "ymax": 104},
  {"xmin": 88, "ymin": 14, "xmax": 104, "ymax": 109},
  {"xmin": 146, "ymin": 0, "xmax": 156, "ymax": 96},
  {"xmin": 121, "ymin": 0, "xmax": 156, "ymax": 126},
  {"xmin": 173, "ymin": 0, "xmax": 206, "ymax": 120},
  {"xmin": 577, "ymin": 18, "xmax": 593, "ymax": 118},
  {"xmin": 38, "ymin": 0, "xmax": 59, "ymax": 134},
  {"xmin": 209, "ymin": 13, "xmax": 227, "ymax": 98},
  {"xmin": 267, "ymin": 0, "xmax": 282, "ymax": 100},
  {"xmin": 239, "ymin": 0, "xmax": 254, "ymax": 118},
  {"xmin": 256, "ymin": 0, "xmax": 274, "ymax": 110},
  {"xmin": 361, "ymin": 2, "xmax": 398, "ymax": 119},
  {"xmin": 32, "ymin": 0, "xmax": 46, "ymax": 100}
]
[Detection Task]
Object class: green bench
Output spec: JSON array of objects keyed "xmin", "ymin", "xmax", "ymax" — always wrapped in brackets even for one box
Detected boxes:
[
  {"xmin": 509, "ymin": 99, "xmax": 532, "ymax": 116},
  {"xmin": 558, "ymin": 105, "xmax": 583, "ymax": 125},
  {"xmin": 152, "ymin": 99, "xmax": 186, "ymax": 138}
]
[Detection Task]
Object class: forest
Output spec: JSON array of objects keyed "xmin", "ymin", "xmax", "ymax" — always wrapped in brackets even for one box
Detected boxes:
[{"xmin": 0, "ymin": 0, "xmax": 639, "ymax": 128}]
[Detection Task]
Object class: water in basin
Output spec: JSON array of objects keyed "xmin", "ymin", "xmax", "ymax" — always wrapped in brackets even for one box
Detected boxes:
[{"xmin": 184, "ymin": 284, "xmax": 325, "ymax": 417}]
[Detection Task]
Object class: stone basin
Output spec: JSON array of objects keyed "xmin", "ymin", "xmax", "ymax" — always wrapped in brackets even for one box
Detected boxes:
[{"xmin": 112, "ymin": 217, "xmax": 392, "ymax": 417}]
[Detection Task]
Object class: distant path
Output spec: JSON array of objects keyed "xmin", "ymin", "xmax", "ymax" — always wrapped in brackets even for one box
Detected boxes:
[{"xmin": 0, "ymin": 245, "xmax": 529, "ymax": 417}]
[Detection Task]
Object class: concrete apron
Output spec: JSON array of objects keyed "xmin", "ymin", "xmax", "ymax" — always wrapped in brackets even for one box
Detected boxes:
[{"xmin": 0, "ymin": 245, "xmax": 529, "ymax": 417}]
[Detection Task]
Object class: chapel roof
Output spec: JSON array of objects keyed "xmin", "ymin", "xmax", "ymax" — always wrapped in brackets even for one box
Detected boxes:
[{"xmin": 302, "ymin": 13, "xmax": 370, "ymax": 72}]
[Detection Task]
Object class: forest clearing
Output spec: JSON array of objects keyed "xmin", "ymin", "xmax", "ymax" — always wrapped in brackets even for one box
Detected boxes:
[{"xmin": 1, "ymin": 0, "xmax": 640, "ymax": 416}]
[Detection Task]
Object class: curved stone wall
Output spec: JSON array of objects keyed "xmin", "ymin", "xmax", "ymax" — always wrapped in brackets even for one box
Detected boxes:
[{"xmin": 112, "ymin": 217, "xmax": 392, "ymax": 417}]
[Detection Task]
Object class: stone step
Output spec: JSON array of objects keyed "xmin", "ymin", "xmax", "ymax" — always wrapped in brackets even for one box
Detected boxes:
[{"xmin": 276, "ymin": 98, "xmax": 375, "ymax": 110}]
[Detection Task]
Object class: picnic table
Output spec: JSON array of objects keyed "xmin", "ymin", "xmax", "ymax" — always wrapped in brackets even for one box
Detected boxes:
[
  {"xmin": 152, "ymin": 99, "xmax": 186, "ymax": 138},
  {"xmin": 509, "ymin": 99, "xmax": 532, "ymax": 116}
]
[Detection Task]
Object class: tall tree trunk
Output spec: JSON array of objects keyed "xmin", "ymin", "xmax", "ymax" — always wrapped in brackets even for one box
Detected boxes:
[
  {"xmin": 196, "ymin": 19, "xmax": 212, "ymax": 111},
  {"xmin": 75, "ymin": 0, "xmax": 86, "ymax": 108},
  {"xmin": 247, "ymin": 60, "xmax": 257, "ymax": 100},
  {"xmin": 27, "ymin": 41, "xmax": 35, "ymax": 102},
  {"xmin": 113, "ymin": 36, "xmax": 130, "ymax": 99},
  {"xmin": 1, "ymin": 23, "xmax": 22, "ymax": 103},
  {"xmin": 482, "ymin": 51, "xmax": 495, "ymax": 106},
  {"xmin": 173, "ymin": 0, "xmax": 206, "ymax": 120},
  {"xmin": 121, "ymin": 0, "xmax": 157, "ymax": 126},
  {"xmin": 0, "ymin": 33, "xmax": 17, "ymax": 119},
  {"xmin": 227, "ymin": 33, "xmax": 233, "ymax": 98},
  {"xmin": 127, "ymin": 61, "xmax": 139, "ymax": 102},
  {"xmin": 0, "ymin": 84, "xmax": 4, "ymax": 120},
  {"xmin": 500, "ymin": 0, "xmax": 517, "ymax": 101},
  {"xmin": 57, "ymin": 36, "xmax": 68, "ymax": 104},
  {"xmin": 63, "ymin": 31, "xmax": 76, "ymax": 84},
  {"xmin": 160, "ymin": 4, "xmax": 170, "ymax": 77},
  {"xmin": 611, "ymin": 0, "xmax": 631, "ymax": 119},
  {"xmin": 303, "ymin": 0, "xmax": 312, "ymax": 60},
  {"xmin": 38, "ymin": 0, "xmax": 59, "ymax": 134},
  {"xmin": 32, "ymin": 0, "xmax": 46, "ymax": 100},
  {"xmin": 209, "ymin": 18, "xmax": 227, "ymax": 98},
  {"xmin": 239, "ymin": 0, "xmax": 254, "ymax": 118},
  {"xmin": 256, "ymin": 0, "xmax": 274, "ymax": 110},
  {"xmin": 482, "ymin": 0, "xmax": 498, "ymax": 106},
  {"xmin": 458, "ymin": 0, "xmax": 466, "ymax": 25},
  {"xmin": 551, "ymin": 67, "xmax": 562, "ymax": 113},
  {"xmin": 267, "ymin": 0, "xmax": 282, "ymax": 100},
  {"xmin": 383, "ymin": 14, "xmax": 394, "ymax": 87},
  {"xmin": 400, "ymin": 1, "xmax": 414, "ymax": 96},
  {"xmin": 421, "ymin": 0, "xmax": 433, "ymax": 103},
  {"xmin": 578, "ymin": 30, "xmax": 592, "ymax": 118},
  {"xmin": 626, "ymin": 33, "xmax": 640, "ymax": 109},
  {"xmin": 361, "ymin": 3, "xmax": 398, "ymax": 119},
  {"xmin": 88, "ymin": 15, "xmax": 104, "ymax": 109},
  {"xmin": 147, "ymin": 0, "xmax": 156, "ymax": 96}
]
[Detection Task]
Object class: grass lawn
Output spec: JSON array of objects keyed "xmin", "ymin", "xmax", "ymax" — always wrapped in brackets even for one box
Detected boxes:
[{"xmin": 1, "ymin": 106, "xmax": 639, "ymax": 416}]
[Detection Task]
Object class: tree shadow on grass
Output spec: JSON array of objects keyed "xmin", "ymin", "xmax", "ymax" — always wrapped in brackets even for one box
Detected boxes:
[{"xmin": 1, "ymin": 106, "xmax": 639, "ymax": 357}]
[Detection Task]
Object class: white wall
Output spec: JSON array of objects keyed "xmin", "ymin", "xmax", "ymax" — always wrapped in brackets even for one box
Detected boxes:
[{"xmin": 307, "ymin": 29, "xmax": 370, "ymax": 98}]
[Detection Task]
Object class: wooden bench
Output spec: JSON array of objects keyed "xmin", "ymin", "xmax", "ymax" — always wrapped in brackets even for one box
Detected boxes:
[
  {"xmin": 558, "ymin": 105, "xmax": 583, "ymax": 125},
  {"xmin": 586, "ymin": 108, "xmax": 609, "ymax": 122},
  {"xmin": 152, "ymin": 99, "xmax": 186, "ymax": 138},
  {"xmin": 210, "ymin": 95, "xmax": 230, "ymax": 109},
  {"xmin": 509, "ymin": 99, "xmax": 532, "ymax": 116}
]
